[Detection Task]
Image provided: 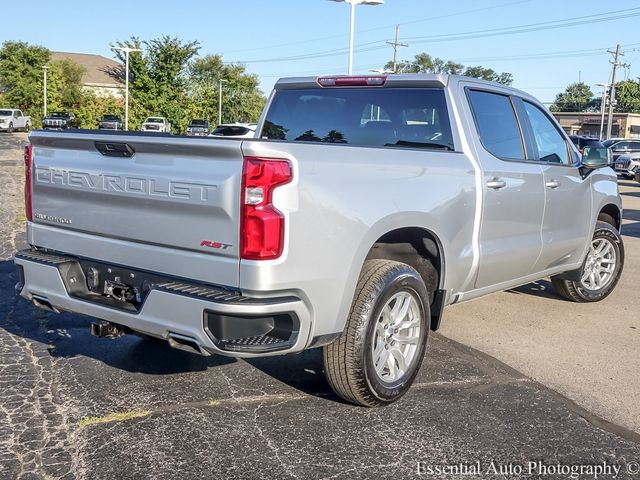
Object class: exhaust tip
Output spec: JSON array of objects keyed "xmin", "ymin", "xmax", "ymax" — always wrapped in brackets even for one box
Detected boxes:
[
  {"xmin": 31, "ymin": 295, "xmax": 61, "ymax": 314},
  {"xmin": 167, "ymin": 333, "xmax": 209, "ymax": 356}
]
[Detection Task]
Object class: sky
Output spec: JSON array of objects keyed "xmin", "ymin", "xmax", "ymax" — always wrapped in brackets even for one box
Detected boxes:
[{"xmin": 3, "ymin": 0, "xmax": 640, "ymax": 104}]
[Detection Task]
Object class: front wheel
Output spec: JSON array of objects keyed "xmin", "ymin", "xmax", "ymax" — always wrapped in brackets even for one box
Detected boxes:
[
  {"xmin": 323, "ymin": 259, "xmax": 430, "ymax": 407},
  {"xmin": 24, "ymin": 122, "xmax": 30, "ymax": 132},
  {"xmin": 552, "ymin": 221, "xmax": 624, "ymax": 302},
  {"xmin": 7, "ymin": 122, "xmax": 13, "ymax": 133}
]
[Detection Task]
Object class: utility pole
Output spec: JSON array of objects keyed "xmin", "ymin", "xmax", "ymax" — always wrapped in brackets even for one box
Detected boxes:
[
  {"xmin": 386, "ymin": 24, "xmax": 408, "ymax": 73},
  {"xmin": 42, "ymin": 66, "xmax": 49, "ymax": 117},
  {"xmin": 606, "ymin": 44, "xmax": 629, "ymax": 140},
  {"xmin": 218, "ymin": 79, "xmax": 228, "ymax": 126}
]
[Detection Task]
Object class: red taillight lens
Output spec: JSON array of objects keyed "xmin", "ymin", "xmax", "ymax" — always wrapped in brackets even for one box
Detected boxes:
[
  {"xmin": 241, "ymin": 157, "xmax": 292, "ymax": 260},
  {"xmin": 24, "ymin": 144, "xmax": 33, "ymax": 221}
]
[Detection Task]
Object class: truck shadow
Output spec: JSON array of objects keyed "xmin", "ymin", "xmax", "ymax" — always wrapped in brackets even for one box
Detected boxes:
[
  {"xmin": 0, "ymin": 260, "xmax": 236, "ymax": 375},
  {"xmin": 621, "ymin": 209, "xmax": 640, "ymax": 239},
  {"xmin": 0, "ymin": 259, "xmax": 337, "ymax": 400},
  {"xmin": 507, "ymin": 279, "xmax": 564, "ymax": 300}
]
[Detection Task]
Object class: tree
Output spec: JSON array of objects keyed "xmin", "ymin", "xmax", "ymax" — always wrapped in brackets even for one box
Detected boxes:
[
  {"xmin": 186, "ymin": 54, "xmax": 265, "ymax": 126},
  {"xmin": 75, "ymin": 91, "xmax": 123, "ymax": 129},
  {"xmin": 612, "ymin": 80, "xmax": 640, "ymax": 113},
  {"xmin": 386, "ymin": 52, "xmax": 512, "ymax": 85},
  {"xmin": 387, "ymin": 53, "xmax": 463, "ymax": 75},
  {"xmin": 46, "ymin": 59, "xmax": 85, "ymax": 111},
  {"xmin": 111, "ymin": 36, "xmax": 200, "ymax": 132},
  {"xmin": 550, "ymin": 82, "xmax": 595, "ymax": 112},
  {"xmin": 0, "ymin": 41, "xmax": 50, "ymax": 119},
  {"xmin": 463, "ymin": 66, "xmax": 513, "ymax": 86}
]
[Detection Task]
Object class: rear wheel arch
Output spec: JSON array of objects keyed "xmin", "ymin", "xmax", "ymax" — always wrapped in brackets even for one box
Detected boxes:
[{"xmin": 364, "ymin": 227, "xmax": 445, "ymax": 303}]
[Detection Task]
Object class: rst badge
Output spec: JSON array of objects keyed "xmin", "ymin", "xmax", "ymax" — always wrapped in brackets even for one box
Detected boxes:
[{"xmin": 200, "ymin": 240, "xmax": 232, "ymax": 250}]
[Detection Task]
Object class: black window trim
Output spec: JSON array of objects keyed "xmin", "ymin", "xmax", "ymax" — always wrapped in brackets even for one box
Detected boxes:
[
  {"xmin": 465, "ymin": 87, "xmax": 529, "ymax": 163},
  {"xmin": 465, "ymin": 86, "xmax": 575, "ymax": 167}
]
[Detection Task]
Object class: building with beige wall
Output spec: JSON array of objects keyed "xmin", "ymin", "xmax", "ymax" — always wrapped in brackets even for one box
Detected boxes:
[
  {"xmin": 553, "ymin": 112, "xmax": 640, "ymax": 139},
  {"xmin": 51, "ymin": 52, "xmax": 122, "ymax": 98}
]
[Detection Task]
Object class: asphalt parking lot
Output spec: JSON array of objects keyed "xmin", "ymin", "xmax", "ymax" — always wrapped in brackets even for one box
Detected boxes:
[{"xmin": 1, "ymin": 132, "xmax": 640, "ymax": 479}]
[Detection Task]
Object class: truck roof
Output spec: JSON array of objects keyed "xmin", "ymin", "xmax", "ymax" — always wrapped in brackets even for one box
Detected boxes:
[{"xmin": 273, "ymin": 73, "xmax": 534, "ymax": 102}]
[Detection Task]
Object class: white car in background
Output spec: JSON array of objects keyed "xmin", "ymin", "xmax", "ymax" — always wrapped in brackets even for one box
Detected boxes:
[
  {"xmin": 614, "ymin": 153, "xmax": 640, "ymax": 179},
  {"xmin": 141, "ymin": 117, "xmax": 171, "ymax": 133},
  {"xmin": 0, "ymin": 109, "xmax": 31, "ymax": 133},
  {"xmin": 210, "ymin": 123, "xmax": 257, "ymax": 138}
]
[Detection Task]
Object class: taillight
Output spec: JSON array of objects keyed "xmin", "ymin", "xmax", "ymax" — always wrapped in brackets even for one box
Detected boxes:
[
  {"xmin": 241, "ymin": 157, "xmax": 292, "ymax": 260},
  {"xmin": 24, "ymin": 144, "xmax": 33, "ymax": 221},
  {"xmin": 317, "ymin": 76, "xmax": 386, "ymax": 87}
]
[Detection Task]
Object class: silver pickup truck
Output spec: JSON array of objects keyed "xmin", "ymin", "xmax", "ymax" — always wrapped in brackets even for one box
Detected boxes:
[{"xmin": 15, "ymin": 74, "xmax": 624, "ymax": 407}]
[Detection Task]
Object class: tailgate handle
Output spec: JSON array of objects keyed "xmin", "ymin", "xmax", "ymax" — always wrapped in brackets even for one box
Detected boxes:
[{"xmin": 94, "ymin": 142, "xmax": 135, "ymax": 158}]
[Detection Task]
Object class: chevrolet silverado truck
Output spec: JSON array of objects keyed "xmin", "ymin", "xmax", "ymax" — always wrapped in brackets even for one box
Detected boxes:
[
  {"xmin": 0, "ymin": 109, "xmax": 31, "ymax": 132},
  {"xmin": 15, "ymin": 75, "xmax": 624, "ymax": 407}
]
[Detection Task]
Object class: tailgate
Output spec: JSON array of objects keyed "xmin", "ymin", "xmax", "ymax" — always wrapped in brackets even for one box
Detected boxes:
[{"xmin": 29, "ymin": 131, "xmax": 244, "ymax": 287}]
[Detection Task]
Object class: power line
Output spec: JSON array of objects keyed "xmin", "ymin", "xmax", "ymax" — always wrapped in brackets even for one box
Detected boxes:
[
  {"xmin": 404, "ymin": 8, "xmax": 640, "ymax": 44},
  {"xmin": 223, "ymin": 0, "xmax": 532, "ymax": 55},
  {"xmin": 231, "ymin": 7, "xmax": 640, "ymax": 65}
]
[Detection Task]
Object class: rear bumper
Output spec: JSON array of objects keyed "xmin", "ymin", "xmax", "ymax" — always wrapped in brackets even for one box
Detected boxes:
[{"xmin": 14, "ymin": 249, "xmax": 313, "ymax": 358}]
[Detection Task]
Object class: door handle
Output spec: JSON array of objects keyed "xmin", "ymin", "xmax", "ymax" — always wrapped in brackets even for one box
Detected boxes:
[
  {"xmin": 486, "ymin": 178, "xmax": 507, "ymax": 190},
  {"xmin": 545, "ymin": 180, "xmax": 561, "ymax": 189}
]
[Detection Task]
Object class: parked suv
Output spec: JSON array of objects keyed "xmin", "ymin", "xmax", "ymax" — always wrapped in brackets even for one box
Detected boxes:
[
  {"xmin": 15, "ymin": 75, "xmax": 623, "ymax": 407},
  {"xmin": 569, "ymin": 135, "xmax": 601, "ymax": 154},
  {"xmin": 607, "ymin": 139, "xmax": 640, "ymax": 161},
  {"xmin": 211, "ymin": 123, "xmax": 256, "ymax": 138},
  {"xmin": 615, "ymin": 153, "xmax": 640, "ymax": 178},
  {"xmin": 42, "ymin": 112, "xmax": 79, "ymax": 130},
  {"xmin": 98, "ymin": 115, "xmax": 123, "ymax": 131},
  {"xmin": 186, "ymin": 119, "xmax": 210, "ymax": 136},
  {"xmin": 141, "ymin": 117, "xmax": 171, "ymax": 133}
]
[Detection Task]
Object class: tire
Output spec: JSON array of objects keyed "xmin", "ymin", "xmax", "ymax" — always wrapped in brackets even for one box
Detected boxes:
[
  {"xmin": 24, "ymin": 122, "xmax": 30, "ymax": 132},
  {"xmin": 7, "ymin": 122, "xmax": 13, "ymax": 133},
  {"xmin": 323, "ymin": 259, "xmax": 430, "ymax": 407},
  {"xmin": 552, "ymin": 221, "xmax": 624, "ymax": 302}
]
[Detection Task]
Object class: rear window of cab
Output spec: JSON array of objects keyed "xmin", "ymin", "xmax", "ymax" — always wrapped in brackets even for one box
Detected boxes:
[{"xmin": 261, "ymin": 87, "xmax": 454, "ymax": 151}]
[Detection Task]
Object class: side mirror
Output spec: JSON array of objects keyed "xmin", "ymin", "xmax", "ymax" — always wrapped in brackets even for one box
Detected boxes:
[{"xmin": 581, "ymin": 146, "xmax": 611, "ymax": 168}]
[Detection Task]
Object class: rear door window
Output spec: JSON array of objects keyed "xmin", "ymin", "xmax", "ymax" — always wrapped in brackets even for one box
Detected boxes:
[
  {"xmin": 262, "ymin": 87, "xmax": 454, "ymax": 151},
  {"xmin": 467, "ymin": 90, "xmax": 525, "ymax": 161}
]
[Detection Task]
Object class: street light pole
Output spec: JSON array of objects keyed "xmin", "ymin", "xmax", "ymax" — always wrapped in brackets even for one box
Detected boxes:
[
  {"xmin": 42, "ymin": 66, "xmax": 49, "ymax": 117},
  {"xmin": 329, "ymin": 0, "xmax": 384, "ymax": 75},
  {"xmin": 218, "ymin": 79, "xmax": 228, "ymax": 126},
  {"xmin": 114, "ymin": 46, "xmax": 142, "ymax": 131},
  {"xmin": 596, "ymin": 83, "xmax": 608, "ymax": 141}
]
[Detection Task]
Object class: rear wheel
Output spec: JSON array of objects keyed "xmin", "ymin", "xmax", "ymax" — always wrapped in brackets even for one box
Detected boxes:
[
  {"xmin": 323, "ymin": 260, "xmax": 430, "ymax": 407},
  {"xmin": 552, "ymin": 221, "xmax": 624, "ymax": 302}
]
